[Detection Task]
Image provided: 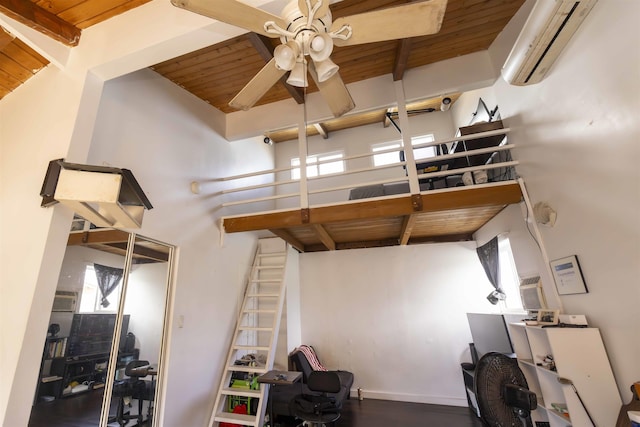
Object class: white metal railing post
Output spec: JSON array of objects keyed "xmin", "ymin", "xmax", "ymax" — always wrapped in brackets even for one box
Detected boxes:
[
  {"xmin": 394, "ymin": 81, "xmax": 420, "ymax": 194},
  {"xmin": 298, "ymin": 102, "xmax": 309, "ymax": 209}
]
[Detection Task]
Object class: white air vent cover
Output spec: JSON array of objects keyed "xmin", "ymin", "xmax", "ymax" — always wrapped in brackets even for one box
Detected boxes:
[{"xmin": 52, "ymin": 291, "xmax": 78, "ymax": 312}]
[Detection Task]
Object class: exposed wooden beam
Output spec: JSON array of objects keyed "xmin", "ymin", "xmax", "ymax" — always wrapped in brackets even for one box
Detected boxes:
[
  {"xmin": 0, "ymin": 27, "xmax": 15, "ymax": 50},
  {"xmin": 67, "ymin": 229, "xmax": 129, "ymax": 246},
  {"xmin": 392, "ymin": 38, "xmax": 412, "ymax": 81},
  {"xmin": 383, "ymin": 108, "xmax": 393, "ymax": 128},
  {"xmin": 247, "ymin": 32, "xmax": 304, "ymax": 104},
  {"xmin": 0, "ymin": 0, "xmax": 81, "ymax": 46},
  {"xmin": 269, "ymin": 228, "xmax": 305, "ymax": 252},
  {"xmin": 399, "ymin": 214, "xmax": 416, "ymax": 245},
  {"xmin": 106, "ymin": 242, "xmax": 170, "ymax": 263},
  {"xmin": 313, "ymin": 123, "xmax": 328, "ymax": 139},
  {"xmin": 312, "ymin": 224, "xmax": 335, "ymax": 250}
]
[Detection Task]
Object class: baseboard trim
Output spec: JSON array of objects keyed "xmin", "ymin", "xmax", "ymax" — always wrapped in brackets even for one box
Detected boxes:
[{"xmin": 349, "ymin": 389, "xmax": 468, "ymax": 407}]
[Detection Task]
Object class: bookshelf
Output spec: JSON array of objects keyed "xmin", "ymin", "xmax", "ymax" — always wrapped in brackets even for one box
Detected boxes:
[
  {"xmin": 507, "ymin": 323, "xmax": 622, "ymax": 427},
  {"xmin": 34, "ymin": 336, "xmax": 67, "ymax": 403}
]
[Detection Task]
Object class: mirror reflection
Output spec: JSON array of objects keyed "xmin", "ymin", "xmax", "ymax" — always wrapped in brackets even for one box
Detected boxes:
[{"xmin": 29, "ymin": 220, "xmax": 173, "ymax": 427}]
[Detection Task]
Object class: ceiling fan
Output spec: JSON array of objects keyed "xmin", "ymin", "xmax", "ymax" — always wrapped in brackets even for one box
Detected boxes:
[{"xmin": 171, "ymin": 0, "xmax": 448, "ymax": 118}]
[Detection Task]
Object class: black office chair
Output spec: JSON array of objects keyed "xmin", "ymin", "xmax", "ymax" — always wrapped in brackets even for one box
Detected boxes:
[
  {"xmin": 112, "ymin": 360, "xmax": 152, "ymax": 426},
  {"xmin": 290, "ymin": 371, "xmax": 342, "ymax": 427}
]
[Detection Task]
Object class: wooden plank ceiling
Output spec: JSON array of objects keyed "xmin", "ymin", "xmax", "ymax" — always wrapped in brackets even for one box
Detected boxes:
[
  {"xmin": 1, "ymin": 0, "xmax": 525, "ymax": 131},
  {"xmin": 151, "ymin": 0, "xmax": 525, "ymax": 118}
]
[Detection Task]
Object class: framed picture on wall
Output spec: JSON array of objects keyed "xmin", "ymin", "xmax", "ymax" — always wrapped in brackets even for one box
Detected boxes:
[{"xmin": 550, "ymin": 255, "xmax": 588, "ymax": 295}]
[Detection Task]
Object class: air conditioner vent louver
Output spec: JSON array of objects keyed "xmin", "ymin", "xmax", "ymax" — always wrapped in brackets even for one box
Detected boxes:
[
  {"xmin": 52, "ymin": 291, "xmax": 78, "ymax": 312},
  {"xmin": 502, "ymin": 0, "xmax": 597, "ymax": 86}
]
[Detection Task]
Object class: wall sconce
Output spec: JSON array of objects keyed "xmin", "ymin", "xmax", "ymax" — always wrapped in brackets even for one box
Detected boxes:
[{"xmin": 40, "ymin": 159, "xmax": 153, "ymax": 229}]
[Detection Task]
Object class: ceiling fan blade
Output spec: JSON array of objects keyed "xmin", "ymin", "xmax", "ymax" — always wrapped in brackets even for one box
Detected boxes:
[
  {"xmin": 298, "ymin": 0, "xmax": 330, "ymax": 19},
  {"xmin": 331, "ymin": 0, "xmax": 448, "ymax": 47},
  {"xmin": 171, "ymin": 0, "xmax": 286, "ymax": 38},
  {"xmin": 229, "ymin": 58, "xmax": 286, "ymax": 111},
  {"xmin": 309, "ymin": 64, "xmax": 355, "ymax": 118}
]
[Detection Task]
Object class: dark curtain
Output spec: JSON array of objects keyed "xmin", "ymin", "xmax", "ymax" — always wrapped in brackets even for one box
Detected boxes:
[
  {"xmin": 476, "ymin": 237, "xmax": 506, "ymax": 305},
  {"xmin": 94, "ymin": 263, "xmax": 124, "ymax": 307}
]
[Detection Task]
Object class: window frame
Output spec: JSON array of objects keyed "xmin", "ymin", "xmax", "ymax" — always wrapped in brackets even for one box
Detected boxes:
[{"xmin": 291, "ymin": 151, "xmax": 345, "ymax": 180}]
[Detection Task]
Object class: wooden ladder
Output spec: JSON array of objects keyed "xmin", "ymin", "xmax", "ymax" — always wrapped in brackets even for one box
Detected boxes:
[{"xmin": 208, "ymin": 238, "xmax": 288, "ymax": 427}]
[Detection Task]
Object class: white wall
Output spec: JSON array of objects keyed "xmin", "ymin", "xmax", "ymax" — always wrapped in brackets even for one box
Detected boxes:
[
  {"xmin": 299, "ymin": 243, "xmax": 501, "ymax": 405},
  {"xmin": 85, "ymin": 68, "xmax": 275, "ymax": 426},
  {"xmin": 480, "ymin": 1, "xmax": 640, "ymax": 400}
]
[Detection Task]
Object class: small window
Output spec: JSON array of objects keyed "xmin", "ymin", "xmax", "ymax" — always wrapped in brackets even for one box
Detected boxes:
[
  {"xmin": 498, "ymin": 236, "xmax": 523, "ymax": 311},
  {"xmin": 372, "ymin": 142, "xmax": 402, "ymax": 167},
  {"xmin": 291, "ymin": 152, "xmax": 344, "ymax": 180},
  {"xmin": 411, "ymin": 134, "xmax": 436, "ymax": 161},
  {"xmin": 372, "ymin": 134, "xmax": 436, "ymax": 167},
  {"xmin": 79, "ymin": 265, "xmax": 121, "ymax": 313}
]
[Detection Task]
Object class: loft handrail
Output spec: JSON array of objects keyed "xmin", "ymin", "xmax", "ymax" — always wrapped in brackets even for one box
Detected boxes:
[{"xmin": 218, "ymin": 127, "xmax": 511, "ymax": 182}]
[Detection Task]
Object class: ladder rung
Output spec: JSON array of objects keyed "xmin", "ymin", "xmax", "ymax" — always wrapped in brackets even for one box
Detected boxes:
[
  {"xmin": 214, "ymin": 412, "xmax": 257, "ymax": 425},
  {"xmin": 250, "ymin": 279, "xmax": 282, "ymax": 283},
  {"xmin": 247, "ymin": 293, "xmax": 279, "ymax": 298},
  {"xmin": 233, "ymin": 345, "xmax": 269, "ymax": 351},
  {"xmin": 255, "ymin": 265, "xmax": 284, "ymax": 270},
  {"xmin": 238, "ymin": 326, "xmax": 272, "ymax": 332},
  {"xmin": 221, "ymin": 387, "xmax": 262, "ymax": 398},
  {"xmin": 243, "ymin": 309, "xmax": 276, "ymax": 314},
  {"xmin": 227, "ymin": 365, "xmax": 268, "ymax": 374},
  {"xmin": 257, "ymin": 252, "xmax": 286, "ymax": 257}
]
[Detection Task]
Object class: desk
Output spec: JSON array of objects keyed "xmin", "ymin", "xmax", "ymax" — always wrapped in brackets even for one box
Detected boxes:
[{"xmin": 258, "ymin": 370, "xmax": 302, "ymax": 427}]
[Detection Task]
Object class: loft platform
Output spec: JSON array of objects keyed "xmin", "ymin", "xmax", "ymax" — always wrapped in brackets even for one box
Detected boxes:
[
  {"xmin": 223, "ymin": 182, "xmax": 523, "ymax": 252},
  {"xmin": 40, "ymin": 159, "xmax": 152, "ymax": 229}
]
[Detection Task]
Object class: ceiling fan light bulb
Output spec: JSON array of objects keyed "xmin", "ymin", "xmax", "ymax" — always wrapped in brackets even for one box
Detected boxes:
[
  {"xmin": 274, "ymin": 42, "xmax": 299, "ymax": 71},
  {"xmin": 309, "ymin": 33, "xmax": 333, "ymax": 62},
  {"xmin": 311, "ymin": 35, "xmax": 325, "ymax": 51},
  {"xmin": 287, "ymin": 62, "xmax": 307, "ymax": 87},
  {"xmin": 314, "ymin": 58, "xmax": 339, "ymax": 82}
]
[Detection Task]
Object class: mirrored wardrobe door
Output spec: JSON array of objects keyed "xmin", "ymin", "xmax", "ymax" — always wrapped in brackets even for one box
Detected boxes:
[
  {"xmin": 29, "ymin": 226, "xmax": 129, "ymax": 427},
  {"xmin": 100, "ymin": 233, "xmax": 174, "ymax": 427}
]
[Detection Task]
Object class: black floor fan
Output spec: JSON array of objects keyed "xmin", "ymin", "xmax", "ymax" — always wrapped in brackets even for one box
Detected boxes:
[{"xmin": 475, "ymin": 352, "xmax": 538, "ymax": 427}]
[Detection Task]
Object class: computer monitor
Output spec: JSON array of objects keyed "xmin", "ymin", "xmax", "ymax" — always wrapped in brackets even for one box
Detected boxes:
[{"xmin": 466, "ymin": 313, "xmax": 514, "ymax": 358}]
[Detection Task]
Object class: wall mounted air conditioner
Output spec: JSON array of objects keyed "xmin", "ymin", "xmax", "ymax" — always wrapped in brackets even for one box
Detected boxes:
[
  {"xmin": 502, "ymin": 0, "xmax": 597, "ymax": 86},
  {"xmin": 519, "ymin": 276, "xmax": 547, "ymax": 313},
  {"xmin": 52, "ymin": 291, "xmax": 78, "ymax": 312}
]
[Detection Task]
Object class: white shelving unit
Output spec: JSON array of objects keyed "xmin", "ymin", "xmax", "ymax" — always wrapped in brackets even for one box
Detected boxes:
[{"xmin": 508, "ymin": 323, "xmax": 622, "ymax": 427}]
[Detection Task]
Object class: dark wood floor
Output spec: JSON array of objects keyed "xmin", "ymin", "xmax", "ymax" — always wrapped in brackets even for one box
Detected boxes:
[{"xmin": 29, "ymin": 390, "xmax": 484, "ymax": 427}]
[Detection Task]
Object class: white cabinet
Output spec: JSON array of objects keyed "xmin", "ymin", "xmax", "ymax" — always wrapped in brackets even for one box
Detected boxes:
[{"xmin": 508, "ymin": 323, "xmax": 621, "ymax": 427}]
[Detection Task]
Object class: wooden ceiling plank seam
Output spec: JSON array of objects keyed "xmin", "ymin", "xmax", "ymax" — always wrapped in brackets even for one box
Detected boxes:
[
  {"xmin": 154, "ymin": 49, "xmax": 262, "ymax": 84},
  {"xmin": 0, "ymin": 66, "xmax": 22, "ymax": 87},
  {"xmin": 269, "ymin": 228, "xmax": 305, "ymax": 253},
  {"xmin": 0, "ymin": 27, "xmax": 14, "ymax": 50},
  {"xmin": 1, "ymin": 42, "xmax": 48, "ymax": 71},
  {"xmin": 75, "ymin": 0, "xmax": 151, "ymax": 29},
  {"xmin": 33, "ymin": 0, "xmax": 86, "ymax": 16},
  {"xmin": 0, "ymin": 52, "xmax": 36, "ymax": 81},
  {"xmin": 0, "ymin": 0, "xmax": 81, "ymax": 46},
  {"xmin": 311, "ymin": 223, "xmax": 336, "ymax": 251},
  {"xmin": 399, "ymin": 214, "xmax": 416, "ymax": 246},
  {"xmin": 12, "ymin": 38, "xmax": 49, "ymax": 64},
  {"xmin": 392, "ymin": 38, "xmax": 411, "ymax": 81}
]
